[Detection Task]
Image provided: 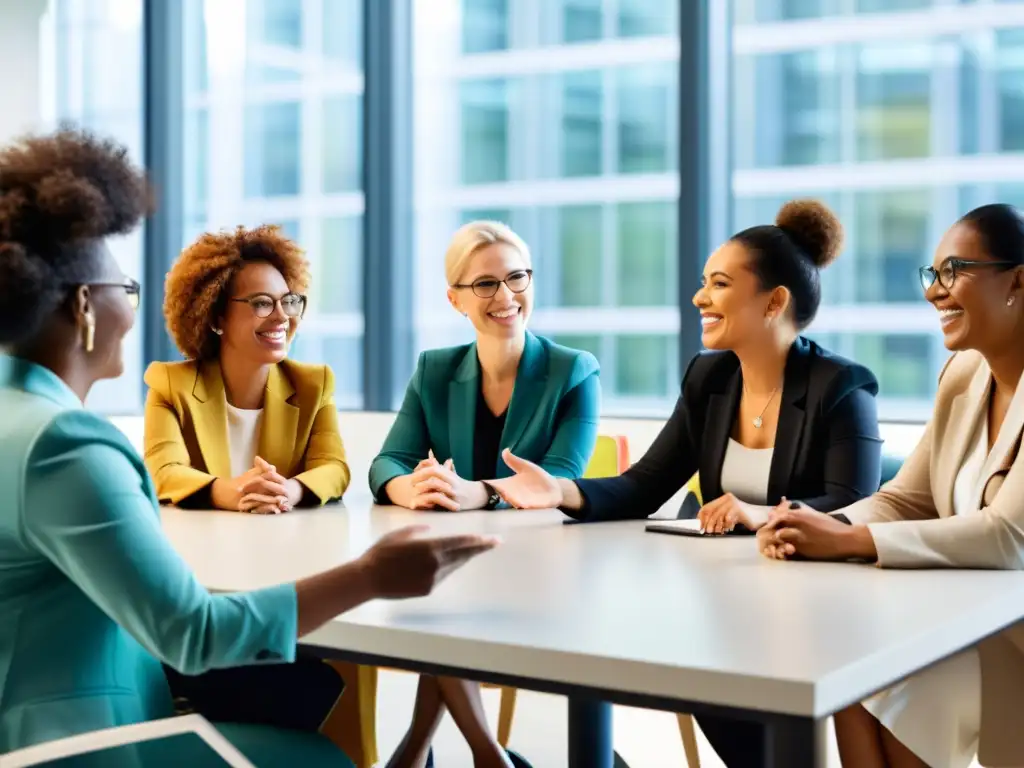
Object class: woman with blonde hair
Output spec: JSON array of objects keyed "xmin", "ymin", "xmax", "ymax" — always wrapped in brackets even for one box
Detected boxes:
[{"xmin": 371, "ymin": 220, "xmax": 601, "ymax": 767}]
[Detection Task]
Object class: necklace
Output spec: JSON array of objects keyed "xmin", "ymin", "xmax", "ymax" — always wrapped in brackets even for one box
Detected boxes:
[{"xmin": 746, "ymin": 386, "xmax": 780, "ymax": 429}]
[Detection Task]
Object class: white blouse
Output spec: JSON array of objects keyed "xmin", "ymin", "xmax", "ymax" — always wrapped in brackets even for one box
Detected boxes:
[
  {"xmin": 952, "ymin": 415, "xmax": 989, "ymax": 517},
  {"xmin": 719, "ymin": 438, "xmax": 773, "ymax": 506},
  {"xmin": 226, "ymin": 402, "xmax": 263, "ymax": 478}
]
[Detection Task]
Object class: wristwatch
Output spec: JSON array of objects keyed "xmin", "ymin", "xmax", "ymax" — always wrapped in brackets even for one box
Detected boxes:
[{"xmin": 481, "ymin": 481, "xmax": 502, "ymax": 510}]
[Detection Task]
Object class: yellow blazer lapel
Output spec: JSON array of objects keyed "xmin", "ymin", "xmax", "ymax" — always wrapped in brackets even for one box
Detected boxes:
[
  {"xmin": 191, "ymin": 362, "xmax": 232, "ymax": 479},
  {"xmin": 934, "ymin": 362, "xmax": 990, "ymax": 519},
  {"xmin": 258, "ymin": 364, "xmax": 299, "ymax": 474}
]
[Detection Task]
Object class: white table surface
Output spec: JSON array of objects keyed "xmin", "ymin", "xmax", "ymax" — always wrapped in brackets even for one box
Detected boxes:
[{"xmin": 161, "ymin": 497, "xmax": 1024, "ymax": 720}]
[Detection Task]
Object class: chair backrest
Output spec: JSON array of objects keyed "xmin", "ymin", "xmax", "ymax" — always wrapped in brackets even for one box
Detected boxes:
[
  {"xmin": 583, "ymin": 435, "xmax": 629, "ymax": 478},
  {"xmin": 0, "ymin": 715, "xmax": 254, "ymax": 768},
  {"xmin": 676, "ymin": 472, "xmax": 702, "ymax": 519}
]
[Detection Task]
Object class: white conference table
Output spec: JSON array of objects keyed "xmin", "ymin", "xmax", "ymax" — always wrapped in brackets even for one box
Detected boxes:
[{"xmin": 162, "ymin": 497, "xmax": 1024, "ymax": 768}]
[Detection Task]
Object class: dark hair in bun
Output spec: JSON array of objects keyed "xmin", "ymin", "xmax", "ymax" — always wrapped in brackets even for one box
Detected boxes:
[
  {"xmin": 731, "ymin": 198, "xmax": 844, "ymax": 330},
  {"xmin": 0, "ymin": 126, "xmax": 151, "ymax": 346},
  {"xmin": 959, "ymin": 203, "xmax": 1024, "ymax": 267}
]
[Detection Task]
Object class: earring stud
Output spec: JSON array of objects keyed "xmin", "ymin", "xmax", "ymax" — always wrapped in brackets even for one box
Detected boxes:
[
  {"xmin": 212, "ymin": 327, "xmax": 223, "ymax": 336},
  {"xmin": 1008, "ymin": 297, "xmax": 1016, "ymax": 307}
]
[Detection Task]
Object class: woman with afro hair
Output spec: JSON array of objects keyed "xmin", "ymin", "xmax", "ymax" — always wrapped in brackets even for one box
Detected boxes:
[
  {"xmin": 0, "ymin": 127, "xmax": 498, "ymax": 766},
  {"xmin": 144, "ymin": 225, "xmax": 349, "ymax": 512}
]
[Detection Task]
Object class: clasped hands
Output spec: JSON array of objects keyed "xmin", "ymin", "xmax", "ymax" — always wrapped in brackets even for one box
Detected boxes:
[
  {"xmin": 756, "ymin": 497, "xmax": 877, "ymax": 562},
  {"xmin": 405, "ymin": 450, "xmax": 489, "ymax": 511},
  {"xmin": 222, "ymin": 456, "xmax": 304, "ymax": 514}
]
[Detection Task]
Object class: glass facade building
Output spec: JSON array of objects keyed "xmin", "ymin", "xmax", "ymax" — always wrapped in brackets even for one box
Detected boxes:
[{"xmin": 45, "ymin": 0, "xmax": 1024, "ymax": 419}]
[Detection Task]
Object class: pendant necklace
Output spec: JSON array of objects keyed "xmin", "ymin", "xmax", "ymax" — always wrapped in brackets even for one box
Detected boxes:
[{"xmin": 747, "ymin": 386, "xmax": 779, "ymax": 429}]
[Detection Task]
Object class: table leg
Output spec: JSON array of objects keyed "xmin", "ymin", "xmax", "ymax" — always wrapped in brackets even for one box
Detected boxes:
[
  {"xmin": 765, "ymin": 715, "xmax": 826, "ymax": 768},
  {"xmin": 567, "ymin": 696, "xmax": 614, "ymax": 768}
]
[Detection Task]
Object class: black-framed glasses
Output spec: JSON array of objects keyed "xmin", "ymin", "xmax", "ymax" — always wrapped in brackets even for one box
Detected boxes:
[
  {"xmin": 230, "ymin": 292, "xmax": 307, "ymax": 319},
  {"xmin": 451, "ymin": 269, "xmax": 533, "ymax": 299},
  {"xmin": 88, "ymin": 278, "xmax": 141, "ymax": 311},
  {"xmin": 918, "ymin": 258, "xmax": 1019, "ymax": 292}
]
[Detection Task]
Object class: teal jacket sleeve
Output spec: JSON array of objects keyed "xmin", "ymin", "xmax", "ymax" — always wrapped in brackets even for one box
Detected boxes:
[
  {"xmin": 369, "ymin": 354, "xmax": 430, "ymax": 501},
  {"xmin": 538, "ymin": 355, "xmax": 601, "ymax": 479},
  {"xmin": 20, "ymin": 411, "xmax": 298, "ymax": 676}
]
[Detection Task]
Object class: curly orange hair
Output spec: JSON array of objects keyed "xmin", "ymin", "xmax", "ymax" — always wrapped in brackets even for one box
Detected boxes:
[{"xmin": 164, "ymin": 224, "xmax": 311, "ymax": 360}]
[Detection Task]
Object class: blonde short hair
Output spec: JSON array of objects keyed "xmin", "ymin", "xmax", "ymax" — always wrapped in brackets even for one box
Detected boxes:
[{"xmin": 444, "ymin": 220, "xmax": 532, "ymax": 286}]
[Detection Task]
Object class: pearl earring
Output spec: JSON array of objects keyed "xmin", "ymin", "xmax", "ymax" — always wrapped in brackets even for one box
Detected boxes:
[
  {"xmin": 1009, "ymin": 297, "xmax": 1016, "ymax": 307},
  {"xmin": 212, "ymin": 327, "xmax": 223, "ymax": 336}
]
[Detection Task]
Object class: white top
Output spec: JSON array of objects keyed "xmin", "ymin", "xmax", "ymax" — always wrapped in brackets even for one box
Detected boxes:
[
  {"xmin": 225, "ymin": 402, "xmax": 263, "ymax": 478},
  {"xmin": 952, "ymin": 414, "xmax": 989, "ymax": 517},
  {"xmin": 719, "ymin": 438, "xmax": 773, "ymax": 505},
  {"xmin": 161, "ymin": 499, "xmax": 1024, "ymax": 719}
]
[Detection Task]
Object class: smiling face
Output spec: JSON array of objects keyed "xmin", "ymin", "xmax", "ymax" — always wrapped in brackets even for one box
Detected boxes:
[
  {"xmin": 691, "ymin": 241, "xmax": 789, "ymax": 351},
  {"xmin": 218, "ymin": 261, "xmax": 302, "ymax": 365},
  {"xmin": 447, "ymin": 242, "xmax": 533, "ymax": 339},
  {"xmin": 925, "ymin": 221, "xmax": 1023, "ymax": 354}
]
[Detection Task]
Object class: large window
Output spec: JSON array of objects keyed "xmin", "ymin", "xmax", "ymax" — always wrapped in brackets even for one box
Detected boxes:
[
  {"xmin": 731, "ymin": 0, "xmax": 1024, "ymax": 420},
  {"xmin": 44, "ymin": 0, "xmax": 145, "ymax": 414},
  {"xmin": 41, "ymin": 0, "xmax": 1024, "ymax": 421},
  {"xmin": 412, "ymin": 0, "xmax": 680, "ymax": 414},
  {"xmin": 183, "ymin": 0, "xmax": 364, "ymax": 408}
]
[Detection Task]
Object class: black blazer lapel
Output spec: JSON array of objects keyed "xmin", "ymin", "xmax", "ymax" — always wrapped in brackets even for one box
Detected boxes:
[
  {"xmin": 699, "ymin": 368, "xmax": 741, "ymax": 502},
  {"xmin": 766, "ymin": 341, "xmax": 810, "ymax": 504}
]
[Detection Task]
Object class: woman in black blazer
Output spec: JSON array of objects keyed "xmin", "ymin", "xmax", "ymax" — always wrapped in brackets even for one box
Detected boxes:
[{"xmin": 491, "ymin": 199, "xmax": 882, "ymax": 768}]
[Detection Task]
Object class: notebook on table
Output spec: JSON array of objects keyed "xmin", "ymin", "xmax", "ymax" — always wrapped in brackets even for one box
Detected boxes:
[{"xmin": 644, "ymin": 518, "xmax": 726, "ymax": 537}]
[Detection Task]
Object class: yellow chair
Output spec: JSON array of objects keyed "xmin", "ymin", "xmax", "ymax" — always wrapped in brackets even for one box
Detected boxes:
[
  {"xmin": 686, "ymin": 472, "xmax": 702, "ymax": 506},
  {"xmin": 321, "ymin": 661, "xmax": 378, "ymax": 767}
]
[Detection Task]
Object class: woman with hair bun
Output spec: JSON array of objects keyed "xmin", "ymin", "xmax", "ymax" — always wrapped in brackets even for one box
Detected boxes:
[{"xmin": 490, "ymin": 199, "xmax": 883, "ymax": 767}]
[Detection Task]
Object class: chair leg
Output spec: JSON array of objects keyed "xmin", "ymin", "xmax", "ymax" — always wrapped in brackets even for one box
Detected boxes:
[
  {"xmin": 321, "ymin": 661, "xmax": 379, "ymax": 768},
  {"xmin": 496, "ymin": 687, "xmax": 518, "ymax": 748},
  {"xmin": 677, "ymin": 713, "xmax": 701, "ymax": 768}
]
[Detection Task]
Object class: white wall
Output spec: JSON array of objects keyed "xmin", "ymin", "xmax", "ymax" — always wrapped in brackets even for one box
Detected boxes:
[{"xmin": 0, "ymin": 0, "xmax": 48, "ymax": 144}]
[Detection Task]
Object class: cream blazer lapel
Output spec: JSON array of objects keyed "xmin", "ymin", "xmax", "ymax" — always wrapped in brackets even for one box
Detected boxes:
[
  {"xmin": 932, "ymin": 361, "xmax": 990, "ymax": 519},
  {"xmin": 976, "ymin": 364, "xmax": 1024, "ymax": 506}
]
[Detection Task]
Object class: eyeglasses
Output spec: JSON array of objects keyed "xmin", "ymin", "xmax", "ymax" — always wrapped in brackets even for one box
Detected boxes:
[
  {"xmin": 918, "ymin": 258, "xmax": 1019, "ymax": 292},
  {"xmin": 451, "ymin": 269, "xmax": 533, "ymax": 299},
  {"xmin": 88, "ymin": 279, "xmax": 141, "ymax": 311},
  {"xmin": 230, "ymin": 292, "xmax": 307, "ymax": 319}
]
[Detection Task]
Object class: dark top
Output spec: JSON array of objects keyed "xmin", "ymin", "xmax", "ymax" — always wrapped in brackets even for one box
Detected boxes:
[
  {"xmin": 472, "ymin": 384, "xmax": 507, "ymax": 482},
  {"xmin": 569, "ymin": 337, "xmax": 882, "ymax": 524}
]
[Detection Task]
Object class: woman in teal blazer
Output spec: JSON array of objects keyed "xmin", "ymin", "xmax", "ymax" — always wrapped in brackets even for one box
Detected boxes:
[
  {"xmin": 0, "ymin": 128, "xmax": 496, "ymax": 766},
  {"xmin": 370, "ymin": 221, "xmax": 600, "ymax": 768},
  {"xmin": 369, "ymin": 330, "xmax": 600, "ymax": 505}
]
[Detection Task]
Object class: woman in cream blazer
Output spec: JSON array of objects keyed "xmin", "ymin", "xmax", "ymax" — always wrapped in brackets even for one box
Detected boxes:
[{"xmin": 758, "ymin": 203, "xmax": 1024, "ymax": 768}]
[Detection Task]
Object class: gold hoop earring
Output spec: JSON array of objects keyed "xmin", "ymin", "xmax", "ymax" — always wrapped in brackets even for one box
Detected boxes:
[{"xmin": 83, "ymin": 315, "xmax": 96, "ymax": 353}]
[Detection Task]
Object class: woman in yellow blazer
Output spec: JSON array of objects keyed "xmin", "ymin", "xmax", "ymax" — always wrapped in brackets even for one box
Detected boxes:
[
  {"xmin": 144, "ymin": 224, "xmax": 350, "ymax": 512},
  {"xmin": 143, "ymin": 224, "xmax": 357, "ymax": 755},
  {"xmin": 757, "ymin": 204, "xmax": 1024, "ymax": 768}
]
